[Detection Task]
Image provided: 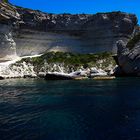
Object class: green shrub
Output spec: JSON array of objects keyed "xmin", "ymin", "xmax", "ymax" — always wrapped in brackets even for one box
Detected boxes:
[{"xmin": 16, "ymin": 51, "xmax": 116, "ymax": 71}]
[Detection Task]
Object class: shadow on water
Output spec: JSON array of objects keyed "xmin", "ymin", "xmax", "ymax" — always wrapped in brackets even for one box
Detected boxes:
[{"xmin": 0, "ymin": 78, "xmax": 140, "ymax": 140}]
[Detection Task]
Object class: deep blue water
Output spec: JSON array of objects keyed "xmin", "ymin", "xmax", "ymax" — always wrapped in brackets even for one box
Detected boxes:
[{"xmin": 0, "ymin": 78, "xmax": 140, "ymax": 140}]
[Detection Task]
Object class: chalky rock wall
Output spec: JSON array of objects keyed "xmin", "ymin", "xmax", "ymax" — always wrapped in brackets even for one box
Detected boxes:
[{"xmin": 0, "ymin": 2, "xmax": 138, "ymax": 60}]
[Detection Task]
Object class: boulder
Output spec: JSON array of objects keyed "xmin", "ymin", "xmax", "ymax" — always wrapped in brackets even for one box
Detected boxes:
[
  {"xmin": 0, "ymin": 76, "xmax": 4, "ymax": 80},
  {"xmin": 45, "ymin": 72, "xmax": 74, "ymax": 80},
  {"xmin": 116, "ymin": 39, "xmax": 140, "ymax": 76}
]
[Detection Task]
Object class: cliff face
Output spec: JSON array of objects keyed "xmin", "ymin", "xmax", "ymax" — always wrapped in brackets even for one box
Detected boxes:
[
  {"xmin": 116, "ymin": 38, "xmax": 140, "ymax": 76},
  {"xmin": 0, "ymin": 2, "xmax": 139, "ymax": 60},
  {"xmin": 0, "ymin": 2, "xmax": 20, "ymax": 60}
]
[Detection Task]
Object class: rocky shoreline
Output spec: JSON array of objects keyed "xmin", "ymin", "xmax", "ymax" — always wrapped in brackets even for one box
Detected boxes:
[
  {"xmin": 0, "ymin": 59, "xmax": 114, "ymax": 79},
  {"xmin": 0, "ymin": 52, "xmax": 117, "ymax": 79},
  {"xmin": 0, "ymin": 2, "xmax": 140, "ymax": 78}
]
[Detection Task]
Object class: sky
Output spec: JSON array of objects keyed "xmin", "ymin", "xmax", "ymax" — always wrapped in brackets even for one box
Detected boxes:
[{"xmin": 10, "ymin": 0, "xmax": 140, "ymax": 24}]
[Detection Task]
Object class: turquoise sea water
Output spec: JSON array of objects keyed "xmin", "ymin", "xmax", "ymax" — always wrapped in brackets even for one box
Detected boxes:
[{"xmin": 0, "ymin": 78, "xmax": 140, "ymax": 140}]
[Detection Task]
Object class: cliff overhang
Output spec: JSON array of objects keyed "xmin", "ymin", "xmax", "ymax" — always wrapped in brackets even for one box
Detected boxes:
[{"xmin": 0, "ymin": 2, "xmax": 139, "ymax": 60}]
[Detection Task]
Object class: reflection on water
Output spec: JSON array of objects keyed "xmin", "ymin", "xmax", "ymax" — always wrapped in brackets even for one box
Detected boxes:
[{"xmin": 0, "ymin": 78, "xmax": 140, "ymax": 140}]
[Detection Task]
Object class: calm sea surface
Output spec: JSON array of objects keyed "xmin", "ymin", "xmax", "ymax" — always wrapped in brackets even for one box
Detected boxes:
[{"xmin": 0, "ymin": 78, "xmax": 140, "ymax": 140}]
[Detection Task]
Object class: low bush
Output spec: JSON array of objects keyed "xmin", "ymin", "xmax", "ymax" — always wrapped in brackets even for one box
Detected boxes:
[{"xmin": 17, "ymin": 51, "xmax": 115, "ymax": 69}]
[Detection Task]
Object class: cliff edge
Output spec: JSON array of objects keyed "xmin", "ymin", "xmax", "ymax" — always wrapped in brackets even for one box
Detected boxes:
[
  {"xmin": 116, "ymin": 32, "xmax": 140, "ymax": 76},
  {"xmin": 0, "ymin": 2, "xmax": 139, "ymax": 61}
]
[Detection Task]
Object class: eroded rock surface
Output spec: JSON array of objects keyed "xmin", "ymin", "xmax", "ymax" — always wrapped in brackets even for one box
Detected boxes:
[
  {"xmin": 0, "ymin": 2, "xmax": 139, "ymax": 60},
  {"xmin": 116, "ymin": 39, "xmax": 140, "ymax": 76}
]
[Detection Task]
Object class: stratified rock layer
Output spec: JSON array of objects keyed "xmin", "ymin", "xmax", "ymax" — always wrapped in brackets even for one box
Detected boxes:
[
  {"xmin": 116, "ymin": 39, "xmax": 140, "ymax": 76},
  {"xmin": 0, "ymin": 2, "xmax": 139, "ymax": 60}
]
